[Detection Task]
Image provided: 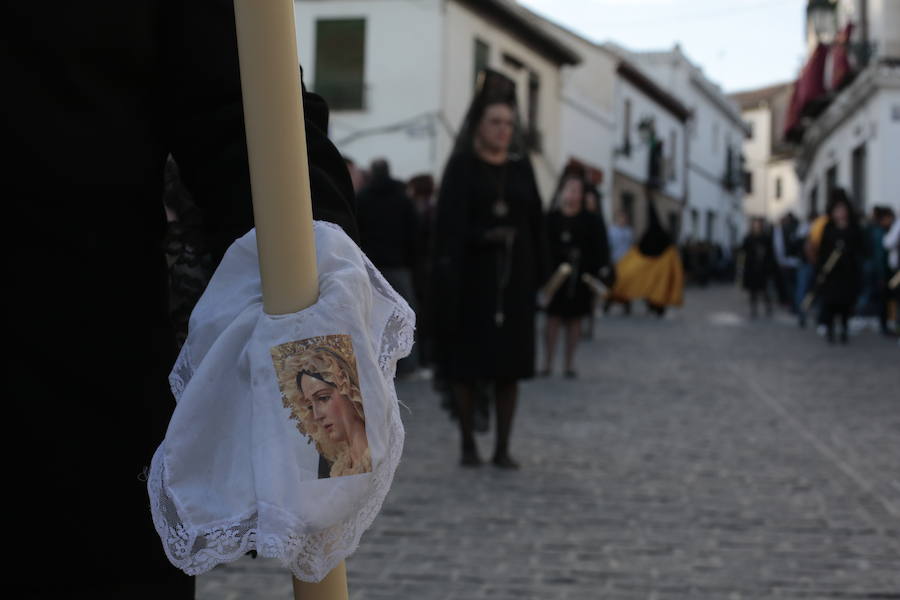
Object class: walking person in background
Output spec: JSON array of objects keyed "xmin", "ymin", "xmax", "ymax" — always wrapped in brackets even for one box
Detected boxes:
[
  {"xmin": 582, "ymin": 184, "xmax": 613, "ymax": 339},
  {"xmin": 884, "ymin": 211, "xmax": 900, "ymax": 338},
  {"xmin": 805, "ymin": 209, "xmax": 832, "ymax": 330},
  {"xmin": 794, "ymin": 211, "xmax": 819, "ymax": 328},
  {"xmin": 541, "ymin": 173, "xmax": 605, "ymax": 378},
  {"xmin": 344, "ymin": 156, "xmax": 368, "ymax": 195},
  {"xmin": 773, "ymin": 212, "xmax": 801, "ymax": 313},
  {"xmin": 356, "ymin": 158, "xmax": 420, "ymax": 376},
  {"xmin": 408, "ymin": 174, "xmax": 438, "ymax": 368},
  {"xmin": 604, "ymin": 210, "xmax": 635, "ymax": 315},
  {"xmin": 608, "ymin": 194, "xmax": 684, "ymax": 317},
  {"xmin": 432, "ymin": 69, "xmax": 547, "ymax": 469},
  {"xmin": 816, "ymin": 189, "xmax": 864, "ymax": 344},
  {"xmin": 740, "ymin": 217, "xmax": 777, "ymax": 318},
  {"xmin": 856, "ymin": 206, "xmax": 894, "ymax": 336}
]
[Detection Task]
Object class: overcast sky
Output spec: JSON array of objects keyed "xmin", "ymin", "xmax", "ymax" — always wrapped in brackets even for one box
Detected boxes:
[{"xmin": 517, "ymin": 0, "xmax": 807, "ymax": 93}]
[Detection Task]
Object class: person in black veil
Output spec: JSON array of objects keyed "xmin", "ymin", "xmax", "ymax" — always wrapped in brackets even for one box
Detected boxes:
[
  {"xmin": 541, "ymin": 172, "xmax": 606, "ymax": 377},
  {"xmin": 432, "ymin": 69, "xmax": 547, "ymax": 469},
  {"xmin": 740, "ymin": 217, "xmax": 777, "ymax": 318},
  {"xmin": 608, "ymin": 134, "xmax": 684, "ymax": 316},
  {"xmin": 815, "ymin": 189, "xmax": 863, "ymax": 343}
]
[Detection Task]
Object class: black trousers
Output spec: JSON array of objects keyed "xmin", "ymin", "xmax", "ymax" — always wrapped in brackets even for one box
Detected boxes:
[{"xmin": 822, "ymin": 302, "xmax": 853, "ymax": 335}]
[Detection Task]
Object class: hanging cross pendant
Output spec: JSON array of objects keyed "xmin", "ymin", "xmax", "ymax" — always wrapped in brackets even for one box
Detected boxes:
[{"xmin": 493, "ymin": 199, "xmax": 509, "ymax": 218}]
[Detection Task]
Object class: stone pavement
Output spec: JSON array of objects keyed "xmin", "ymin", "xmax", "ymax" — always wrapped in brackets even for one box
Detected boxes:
[{"xmin": 198, "ymin": 285, "xmax": 900, "ymax": 599}]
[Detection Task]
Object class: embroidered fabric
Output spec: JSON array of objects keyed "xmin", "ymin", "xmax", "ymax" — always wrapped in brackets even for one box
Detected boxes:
[{"xmin": 150, "ymin": 221, "xmax": 414, "ymax": 582}]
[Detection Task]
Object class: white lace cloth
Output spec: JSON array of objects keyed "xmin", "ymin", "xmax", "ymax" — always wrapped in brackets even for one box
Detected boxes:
[{"xmin": 148, "ymin": 221, "xmax": 414, "ymax": 582}]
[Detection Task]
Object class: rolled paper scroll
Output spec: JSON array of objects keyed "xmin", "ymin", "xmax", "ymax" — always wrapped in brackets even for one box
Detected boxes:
[
  {"xmin": 538, "ymin": 262, "xmax": 572, "ymax": 308},
  {"xmin": 581, "ymin": 273, "xmax": 608, "ymax": 297},
  {"xmin": 889, "ymin": 269, "xmax": 900, "ymax": 291},
  {"xmin": 801, "ymin": 241, "xmax": 844, "ymax": 312}
]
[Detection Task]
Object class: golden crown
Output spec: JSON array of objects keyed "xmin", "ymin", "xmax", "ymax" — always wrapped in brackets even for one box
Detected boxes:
[{"xmin": 270, "ymin": 334, "xmax": 357, "ymax": 380}]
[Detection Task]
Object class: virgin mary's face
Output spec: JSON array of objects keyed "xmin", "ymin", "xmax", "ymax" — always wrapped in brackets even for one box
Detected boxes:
[
  {"xmin": 476, "ymin": 103, "xmax": 515, "ymax": 154},
  {"xmin": 300, "ymin": 374, "xmax": 358, "ymax": 444}
]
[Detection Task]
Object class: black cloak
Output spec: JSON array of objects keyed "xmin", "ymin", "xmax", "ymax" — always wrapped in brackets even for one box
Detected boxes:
[
  {"xmin": 431, "ymin": 69, "xmax": 547, "ymax": 381},
  {"xmin": 5, "ymin": 2, "xmax": 356, "ymax": 595}
]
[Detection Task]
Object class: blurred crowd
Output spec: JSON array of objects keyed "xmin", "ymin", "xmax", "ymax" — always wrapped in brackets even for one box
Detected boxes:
[{"xmin": 736, "ymin": 190, "xmax": 899, "ymax": 343}]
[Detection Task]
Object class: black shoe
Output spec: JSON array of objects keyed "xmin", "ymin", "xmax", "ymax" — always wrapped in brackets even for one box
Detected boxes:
[
  {"xmin": 826, "ymin": 329, "xmax": 835, "ymax": 344},
  {"xmin": 564, "ymin": 369, "xmax": 577, "ymax": 379},
  {"xmin": 840, "ymin": 331, "xmax": 849, "ymax": 344},
  {"xmin": 537, "ymin": 368, "xmax": 551, "ymax": 378},
  {"xmin": 461, "ymin": 447, "xmax": 482, "ymax": 467},
  {"xmin": 492, "ymin": 454, "xmax": 520, "ymax": 470}
]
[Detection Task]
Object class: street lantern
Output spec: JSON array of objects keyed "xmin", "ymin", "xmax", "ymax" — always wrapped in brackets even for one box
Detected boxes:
[
  {"xmin": 807, "ymin": 0, "xmax": 838, "ymax": 43},
  {"xmin": 637, "ymin": 116, "xmax": 656, "ymax": 144}
]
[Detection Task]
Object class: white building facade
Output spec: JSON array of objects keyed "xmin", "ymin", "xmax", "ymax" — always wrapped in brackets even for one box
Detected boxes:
[
  {"xmin": 294, "ymin": 0, "xmax": 578, "ymax": 200},
  {"xmin": 527, "ymin": 18, "xmax": 617, "ymax": 210},
  {"xmin": 517, "ymin": 18, "xmax": 690, "ymax": 237},
  {"xmin": 732, "ymin": 83, "xmax": 802, "ymax": 221},
  {"xmin": 791, "ymin": 0, "xmax": 900, "ymax": 217},
  {"xmin": 625, "ymin": 46, "xmax": 748, "ymax": 248},
  {"xmin": 606, "ymin": 56, "xmax": 690, "ymax": 237}
]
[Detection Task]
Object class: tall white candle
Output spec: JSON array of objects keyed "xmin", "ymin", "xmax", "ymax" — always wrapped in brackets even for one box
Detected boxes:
[
  {"xmin": 233, "ymin": 2, "xmax": 348, "ymax": 596},
  {"xmin": 234, "ymin": 0, "xmax": 317, "ymax": 315}
]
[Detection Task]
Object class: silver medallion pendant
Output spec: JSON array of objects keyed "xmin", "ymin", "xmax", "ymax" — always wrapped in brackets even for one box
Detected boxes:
[
  {"xmin": 561, "ymin": 231, "xmax": 572, "ymax": 243},
  {"xmin": 493, "ymin": 199, "xmax": 509, "ymax": 218}
]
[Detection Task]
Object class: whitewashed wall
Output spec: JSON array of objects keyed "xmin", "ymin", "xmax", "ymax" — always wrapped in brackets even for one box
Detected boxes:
[
  {"xmin": 294, "ymin": 0, "xmax": 444, "ymax": 180},
  {"xmin": 766, "ymin": 159, "xmax": 802, "ymax": 220},
  {"xmin": 742, "ymin": 106, "xmax": 770, "ymax": 217},
  {"xmin": 628, "ymin": 49, "xmax": 747, "ymax": 246},
  {"xmin": 536, "ymin": 24, "xmax": 618, "ymax": 214},
  {"xmin": 803, "ymin": 87, "xmax": 900, "ymax": 216},
  {"xmin": 741, "ymin": 106, "xmax": 800, "ymax": 220},
  {"xmin": 613, "ymin": 77, "xmax": 687, "ymax": 204}
]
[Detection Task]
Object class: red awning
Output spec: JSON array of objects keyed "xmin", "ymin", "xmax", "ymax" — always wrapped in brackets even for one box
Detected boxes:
[
  {"xmin": 784, "ymin": 43, "xmax": 829, "ymax": 140},
  {"xmin": 826, "ymin": 23, "xmax": 855, "ymax": 91}
]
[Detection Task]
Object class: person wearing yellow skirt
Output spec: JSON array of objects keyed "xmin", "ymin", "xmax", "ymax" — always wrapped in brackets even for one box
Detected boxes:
[{"xmin": 608, "ymin": 188, "xmax": 684, "ymax": 316}]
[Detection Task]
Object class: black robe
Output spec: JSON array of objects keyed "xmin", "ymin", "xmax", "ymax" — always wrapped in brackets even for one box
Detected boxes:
[
  {"xmin": 545, "ymin": 210, "xmax": 605, "ymax": 318},
  {"xmin": 432, "ymin": 152, "xmax": 546, "ymax": 381},
  {"xmin": 5, "ymin": 2, "xmax": 356, "ymax": 595},
  {"xmin": 816, "ymin": 222, "xmax": 863, "ymax": 306},
  {"xmin": 741, "ymin": 233, "xmax": 777, "ymax": 291}
]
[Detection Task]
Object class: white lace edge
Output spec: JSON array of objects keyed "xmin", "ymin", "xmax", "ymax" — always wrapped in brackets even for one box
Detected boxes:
[
  {"xmin": 153, "ymin": 221, "xmax": 413, "ymax": 581},
  {"xmin": 148, "ymin": 410, "xmax": 404, "ymax": 581}
]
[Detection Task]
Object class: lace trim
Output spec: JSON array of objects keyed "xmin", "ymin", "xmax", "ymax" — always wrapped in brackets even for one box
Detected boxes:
[
  {"xmin": 169, "ymin": 342, "xmax": 192, "ymax": 402},
  {"xmin": 149, "ymin": 220, "xmax": 412, "ymax": 581},
  {"xmin": 148, "ymin": 406, "xmax": 404, "ymax": 580}
]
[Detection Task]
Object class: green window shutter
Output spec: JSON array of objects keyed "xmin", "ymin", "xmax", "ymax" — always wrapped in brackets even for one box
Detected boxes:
[{"xmin": 314, "ymin": 19, "xmax": 366, "ymax": 110}]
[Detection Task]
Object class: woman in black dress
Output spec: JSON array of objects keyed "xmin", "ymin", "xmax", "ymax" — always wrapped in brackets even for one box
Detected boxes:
[
  {"xmin": 816, "ymin": 189, "xmax": 863, "ymax": 343},
  {"xmin": 432, "ymin": 70, "xmax": 547, "ymax": 468},
  {"xmin": 740, "ymin": 217, "xmax": 777, "ymax": 318},
  {"xmin": 541, "ymin": 174, "xmax": 605, "ymax": 377}
]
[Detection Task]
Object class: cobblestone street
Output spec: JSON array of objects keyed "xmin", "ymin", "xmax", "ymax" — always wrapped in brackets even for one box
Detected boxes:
[{"xmin": 199, "ymin": 285, "xmax": 900, "ymax": 599}]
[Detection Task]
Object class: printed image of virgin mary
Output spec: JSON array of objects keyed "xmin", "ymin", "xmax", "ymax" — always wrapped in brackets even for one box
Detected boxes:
[{"xmin": 273, "ymin": 336, "xmax": 371, "ymax": 478}]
